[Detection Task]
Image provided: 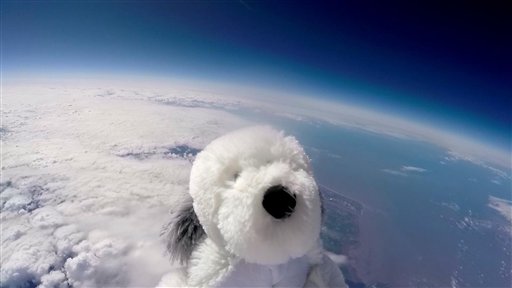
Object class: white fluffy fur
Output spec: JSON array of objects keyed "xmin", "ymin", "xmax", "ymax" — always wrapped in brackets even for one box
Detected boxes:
[
  {"xmin": 170, "ymin": 126, "xmax": 346, "ymax": 287},
  {"xmin": 190, "ymin": 126, "xmax": 321, "ymax": 265}
]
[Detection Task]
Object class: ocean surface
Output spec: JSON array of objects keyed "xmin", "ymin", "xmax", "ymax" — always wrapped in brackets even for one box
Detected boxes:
[{"xmin": 232, "ymin": 108, "xmax": 511, "ymax": 287}]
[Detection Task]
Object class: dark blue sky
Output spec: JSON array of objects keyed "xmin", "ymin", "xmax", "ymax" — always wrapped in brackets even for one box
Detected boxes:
[{"xmin": 2, "ymin": 1, "xmax": 511, "ymax": 150}]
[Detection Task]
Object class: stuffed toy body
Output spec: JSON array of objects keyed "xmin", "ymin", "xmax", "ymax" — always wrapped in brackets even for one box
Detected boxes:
[{"xmin": 162, "ymin": 126, "xmax": 347, "ymax": 287}]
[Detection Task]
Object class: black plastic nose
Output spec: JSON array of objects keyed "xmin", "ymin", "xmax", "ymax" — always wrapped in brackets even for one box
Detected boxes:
[{"xmin": 262, "ymin": 185, "xmax": 296, "ymax": 219}]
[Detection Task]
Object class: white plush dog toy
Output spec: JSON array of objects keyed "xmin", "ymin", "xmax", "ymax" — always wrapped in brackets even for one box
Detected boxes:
[{"xmin": 162, "ymin": 126, "xmax": 347, "ymax": 287}]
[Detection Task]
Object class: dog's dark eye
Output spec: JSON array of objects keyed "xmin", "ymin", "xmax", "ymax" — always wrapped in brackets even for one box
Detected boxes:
[{"xmin": 233, "ymin": 172, "xmax": 240, "ymax": 181}]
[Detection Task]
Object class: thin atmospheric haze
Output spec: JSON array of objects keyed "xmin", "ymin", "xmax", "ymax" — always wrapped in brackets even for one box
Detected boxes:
[{"xmin": 1, "ymin": 1, "xmax": 511, "ymax": 288}]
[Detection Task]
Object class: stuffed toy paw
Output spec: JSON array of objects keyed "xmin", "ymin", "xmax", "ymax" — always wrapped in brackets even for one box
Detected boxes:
[{"xmin": 162, "ymin": 126, "xmax": 347, "ymax": 287}]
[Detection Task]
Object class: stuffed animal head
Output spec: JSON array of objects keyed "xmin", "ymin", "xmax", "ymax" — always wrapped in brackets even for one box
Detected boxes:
[{"xmin": 166, "ymin": 126, "xmax": 322, "ymax": 266}]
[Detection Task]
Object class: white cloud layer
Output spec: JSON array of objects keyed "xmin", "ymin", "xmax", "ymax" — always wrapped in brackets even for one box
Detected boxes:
[
  {"xmin": 382, "ymin": 165, "xmax": 428, "ymax": 177},
  {"xmin": 401, "ymin": 166, "xmax": 427, "ymax": 173},
  {"xmin": 488, "ymin": 196, "xmax": 512, "ymax": 224},
  {"xmin": 381, "ymin": 169, "xmax": 409, "ymax": 177},
  {"xmin": 1, "ymin": 83, "xmax": 251, "ymax": 287}
]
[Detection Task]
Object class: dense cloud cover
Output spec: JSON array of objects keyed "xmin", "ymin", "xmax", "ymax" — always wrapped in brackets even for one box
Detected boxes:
[{"xmin": 1, "ymin": 84, "xmax": 250, "ymax": 287}]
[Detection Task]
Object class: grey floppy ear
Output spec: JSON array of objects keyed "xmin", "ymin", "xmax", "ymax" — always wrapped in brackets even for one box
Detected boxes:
[
  {"xmin": 162, "ymin": 195, "xmax": 206, "ymax": 265},
  {"xmin": 318, "ymin": 184, "xmax": 325, "ymax": 218}
]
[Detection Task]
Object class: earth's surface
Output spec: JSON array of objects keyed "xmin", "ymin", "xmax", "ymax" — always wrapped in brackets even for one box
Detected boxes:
[{"xmin": 1, "ymin": 79, "xmax": 510, "ymax": 287}]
